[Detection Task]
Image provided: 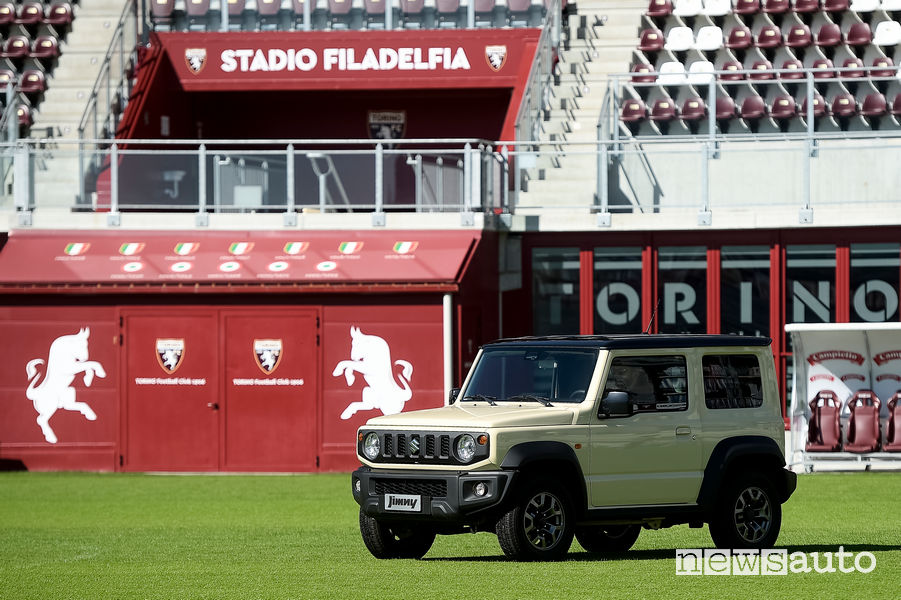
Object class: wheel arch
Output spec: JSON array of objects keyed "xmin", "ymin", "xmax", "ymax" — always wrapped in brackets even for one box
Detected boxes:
[
  {"xmin": 697, "ymin": 435, "xmax": 791, "ymax": 508},
  {"xmin": 500, "ymin": 441, "xmax": 587, "ymax": 515}
]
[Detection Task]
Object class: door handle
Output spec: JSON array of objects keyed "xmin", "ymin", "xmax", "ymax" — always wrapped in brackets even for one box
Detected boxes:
[
  {"xmin": 675, "ymin": 426, "xmax": 691, "ymax": 436},
  {"xmin": 207, "ymin": 402, "xmax": 219, "ymax": 411}
]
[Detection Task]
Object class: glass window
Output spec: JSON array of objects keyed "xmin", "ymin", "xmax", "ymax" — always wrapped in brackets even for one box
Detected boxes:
[
  {"xmin": 602, "ymin": 355, "xmax": 688, "ymax": 413},
  {"xmin": 850, "ymin": 243, "xmax": 900, "ymax": 323},
  {"xmin": 721, "ymin": 246, "xmax": 770, "ymax": 336},
  {"xmin": 658, "ymin": 246, "xmax": 707, "ymax": 334},
  {"xmin": 532, "ymin": 248, "xmax": 580, "ymax": 335},
  {"xmin": 702, "ymin": 354, "xmax": 764, "ymax": 409},
  {"xmin": 464, "ymin": 347, "xmax": 599, "ymax": 404},
  {"xmin": 593, "ymin": 247, "xmax": 643, "ymax": 334},
  {"xmin": 786, "ymin": 245, "xmax": 835, "ymax": 326}
]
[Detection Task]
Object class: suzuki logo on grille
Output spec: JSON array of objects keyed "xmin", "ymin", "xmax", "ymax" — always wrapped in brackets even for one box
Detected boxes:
[{"xmin": 409, "ymin": 436, "xmax": 420, "ymax": 456}]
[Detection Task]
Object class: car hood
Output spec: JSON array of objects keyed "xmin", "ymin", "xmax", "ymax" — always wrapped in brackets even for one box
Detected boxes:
[{"xmin": 363, "ymin": 403, "xmax": 577, "ymax": 429}]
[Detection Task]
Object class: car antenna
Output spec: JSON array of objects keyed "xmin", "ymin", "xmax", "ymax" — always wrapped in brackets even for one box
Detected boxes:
[{"xmin": 644, "ymin": 298, "xmax": 660, "ymax": 334}]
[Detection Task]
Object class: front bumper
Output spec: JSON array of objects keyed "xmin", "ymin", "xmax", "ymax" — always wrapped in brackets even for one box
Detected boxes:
[
  {"xmin": 352, "ymin": 467, "xmax": 513, "ymax": 523},
  {"xmin": 782, "ymin": 467, "xmax": 798, "ymax": 502}
]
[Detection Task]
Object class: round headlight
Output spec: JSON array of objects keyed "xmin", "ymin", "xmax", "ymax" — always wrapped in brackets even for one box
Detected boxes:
[
  {"xmin": 456, "ymin": 434, "xmax": 476, "ymax": 463},
  {"xmin": 362, "ymin": 432, "xmax": 380, "ymax": 460}
]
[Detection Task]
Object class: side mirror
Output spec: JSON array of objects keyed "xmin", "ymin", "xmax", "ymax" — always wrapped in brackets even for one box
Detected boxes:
[
  {"xmin": 449, "ymin": 387, "xmax": 461, "ymax": 404},
  {"xmin": 599, "ymin": 391, "xmax": 633, "ymax": 418}
]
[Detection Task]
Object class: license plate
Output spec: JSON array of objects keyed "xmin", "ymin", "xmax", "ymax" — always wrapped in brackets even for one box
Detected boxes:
[{"xmin": 384, "ymin": 493, "xmax": 422, "ymax": 512}]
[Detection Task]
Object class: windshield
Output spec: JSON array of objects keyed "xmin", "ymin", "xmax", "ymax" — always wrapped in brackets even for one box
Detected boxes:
[{"xmin": 463, "ymin": 347, "xmax": 599, "ymax": 404}]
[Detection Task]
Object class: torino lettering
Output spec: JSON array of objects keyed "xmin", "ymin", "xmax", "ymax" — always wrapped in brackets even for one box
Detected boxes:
[
  {"xmin": 595, "ymin": 279, "xmax": 899, "ymax": 327},
  {"xmin": 219, "ymin": 47, "xmax": 471, "ymax": 73}
]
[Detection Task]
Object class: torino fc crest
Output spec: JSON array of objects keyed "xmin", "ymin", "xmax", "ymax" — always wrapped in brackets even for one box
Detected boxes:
[
  {"xmin": 185, "ymin": 48, "xmax": 207, "ymax": 74},
  {"xmin": 254, "ymin": 339, "xmax": 283, "ymax": 374},
  {"xmin": 156, "ymin": 338, "xmax": 185, "ymax": 374},
  {"xmin": 485, "ymin": 45, "xmax": 507, "ymax": 72}
]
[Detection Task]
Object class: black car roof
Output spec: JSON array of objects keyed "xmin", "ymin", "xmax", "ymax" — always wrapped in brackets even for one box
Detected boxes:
[{"xmin": 484, "ymin": 334, "xmax": 771, "ymax": 350}]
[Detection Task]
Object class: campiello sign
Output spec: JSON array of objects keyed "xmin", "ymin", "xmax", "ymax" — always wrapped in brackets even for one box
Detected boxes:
[{"xmin": 220, "ymin": 47, "xmax": 473, "ymax": 73}]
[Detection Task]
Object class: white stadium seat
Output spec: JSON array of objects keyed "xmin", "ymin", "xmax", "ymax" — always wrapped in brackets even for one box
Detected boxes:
[
  {"xmin": 701, "ymin": 0, "xmax": 731, "ymax": 16},
  {"xmin": 658, "ymin": 60, "xmax": 689, "ymax": 85},
  {"xmin": 687, "ymin": 60, "xmax": 716, "ymax": 84},
  {"xmin": 849, "ymin": 0, "xmax": 878, "ymax": 11},
  {"xmin": 873, "ymin": 20, "xmax": 901, "ymax": 47},
  {"xmin": 880, "ymin": 0, "xmax": 901, "ymax": 10},
  {"xmin": 694, "ymin": 25, "xmax": 724, "ymax": 50},
  {"xmin": 665, "ymin": 26, "xmax": 695, "ymax": 51},
  {"xmin": 673, "ymin": 0, "xmax": 704, "ymax": 16}
]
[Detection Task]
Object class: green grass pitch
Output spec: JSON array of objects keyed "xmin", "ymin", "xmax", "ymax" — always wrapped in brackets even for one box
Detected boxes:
[{"xmin": 0, "ymin": 471, "xmax": 898, "ymax": 599}]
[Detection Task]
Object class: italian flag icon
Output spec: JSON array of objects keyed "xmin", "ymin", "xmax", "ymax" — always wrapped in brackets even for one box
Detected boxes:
[
  {"xmin": 338, "ymin": 241, "xmax": 363, "ymax": 254},
  {"xmin": 118, "ymin": 242, "xmax": 145, "ymax": 256},
  {"xmin": 64, "ymin": 243, "xmax": 90, "ymax": 256},
  {"xmin": 393, "ymin": 241, "xmax": 418, "ymax": 254},
  {"xmin": 229, "ymin": 242, "xmax": 254, "ymax": 255},
  {"xmin": 174, "ymin": 242, "xmax": 199, "ymax": 255}
]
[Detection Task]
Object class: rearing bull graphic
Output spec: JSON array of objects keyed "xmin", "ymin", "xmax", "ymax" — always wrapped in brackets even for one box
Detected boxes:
[
  {"xmin": 25, "ymin": 328, "xmax": 105, "ymax": 444},
  {"xmin": 333, "ymin": 326, "xmax": 413, "ymax": 420}
]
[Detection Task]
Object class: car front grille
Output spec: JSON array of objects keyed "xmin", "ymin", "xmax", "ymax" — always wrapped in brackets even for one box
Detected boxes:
[{"xmin": 374, "ymin": 478, "xmax": 448, "ymax": 498}]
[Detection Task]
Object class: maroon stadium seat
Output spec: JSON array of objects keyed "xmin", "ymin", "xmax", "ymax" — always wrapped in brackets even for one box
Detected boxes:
[
  {"xmin": 750, "ymin": 58, "xmax": 776, "ymax": 79},
  {"xmin": 0, "ymin": 68, "xmax": 15, "ymax": 90},
  {"xmin": 816, "ymin": 23, "xmax": 842, "ymax": 48},
  {"xmin": 770, "ymin": 94, "xmax": 798, "ymax": 118},
  {"xmin": 786, "ymin": 23, "xmax": 812, "ymax": 48},
  {"xmin": 780, "ymin": 58, "xmax": 805, "ymax": 79},
  {"xmin": 756, "ymin": 25, "xmax": 783, "ymax": 49},
  {"xmin": 631, "ymin": 63, "xmax": 656, "ymax": 83},
  {"xmin": 646, "ymin": 0, "xmax": 673, "ymax": 18},
  {"xmin": 846, "ymin": 22, "xmax": 872, "ymax": 47},
  {"xmin": 621, "ymin": 98, "xmax": 648, "ymax": 123},
  {"xmin": 734, "ymin": 0, "xmax": 761, "ymax": 15},
  {"xmin": 861, "ymin": 92, "xmax": 888, "ymax": 116},
  {"xmin": 18, "ymin": 68, "xmax": 45, "ymax": 98},
  {"xmin": 258, "ymin": 0, "xmax": 281, "ymax": 17},
  {"xmin": 436, "ymin": 0, "xmax": 461, "ymax": 28},
  {"xmin": 871, "ymin": 57, "xmax": 895, "ymax": 78},
  {"xmin": 794, "ymin": 0, "xmax": 820, "ymax": 12},
  {"xmin": 2, "ymin": 34, "xmax": 31, "ymax": 60},
  {"xmin": 884, "ymin": 393, "xmax": 901, "ymax": 451},
  {"xmin": 719, "ymin": 60, "xmax": 746, "ymax": 81},
  {"xmin": 45, "ymin": 2, "xmax": 73, "ymax": 34},
  {"xmin": 681, "ymin": 96, "xmax": 707, "ymax": 121},
  {"xmin": 841, "ymin": 57, "xmax": 864, "ymax": 78},
  {"xmin": 30, "ymin": 34, "xmax": 59, "ymax": 68},
  {"xmin": 812, "ymin": 57, "xmax": 836, "ymax": 78},
  {"xmin": 844, "ymin": 391, "xmax": 880, "ymax": 453},
  {"xmin": 831, "ymin": 92, "xmax": 857, "ymax": 117},
  {"xmin": 650, "ymin": 98, "xmax": 678, "ymax": 121},
  {"xmin": 0, "ymin": 2, "xmax": 14, "ymax": 27},
  {"xmin": 763, "ymin": 0, "xmax": 791, "ymax": 14},
  {"xmin": 639, "ymin": 28, "xmax": 665, "ymax": 52},
  {"xmin": 716, "ymin": 96, "xmax": 738, "ymax": 123},
  {"xmin": 806, "ymin": 390, "xmax": 842, "ymax": 452},
  {"xmin": 741, "ymin": 94, "xmax": 768, "ymax": 119},
  {"xmin": 801, "ymin": 91, "xmax": 828, "ymax": 117},
  {"xmin": 186, "ymin": 0, "xmax": 212, "ymax": 30},
  {"xmin": 16, "ymin": 1, "xmax": 44, "ymax": 28},
  {"xmin": 823, "ymin": 0, "xmax": 849, "ymax": 11},
  {"xmin": 400, "ymin": 0, "xmax": 426, "ymax": 28},
  {"xmin": 727, "ymin": 25, "xmax": 754, "ymax": 50}
]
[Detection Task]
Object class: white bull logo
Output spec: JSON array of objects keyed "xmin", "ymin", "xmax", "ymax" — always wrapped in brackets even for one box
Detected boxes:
[
  {"xmin": 333, "ymin": 326, "xmax": 412, "ymax": 420},
  {"xmin": 25, "ymin": 327, "xmax": 106, "ymax": 444}
]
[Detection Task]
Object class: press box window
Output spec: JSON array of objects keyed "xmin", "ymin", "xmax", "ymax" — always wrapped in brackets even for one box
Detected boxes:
[
  {"xmin": 602, "ymin": 356, "xmax": 688, "ymax": 413},
  {"xmin": 702, "ymin": 354, "xmax": 763, "ymax": 409}
]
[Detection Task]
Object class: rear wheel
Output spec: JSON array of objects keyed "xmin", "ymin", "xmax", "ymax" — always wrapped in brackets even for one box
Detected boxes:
[
  {"xmin": 359, "ymin": 509, "xmax": 435, "ymax": 559},
  {"xmin": 496, "ymin": 480, "xmax": 574, "ymax": 561},
  {"xmin": 708, "ymin": 473, "xmax": 782, "ymax": 549},
  {"xmin": 576, "ymin": 524, "xmax": 641, "ymax": 553}
]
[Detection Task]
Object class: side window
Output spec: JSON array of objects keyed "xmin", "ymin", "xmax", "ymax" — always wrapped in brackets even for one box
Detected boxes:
[
  {"xmin": 702, "ymin": 354, "xmax": 763, "ymax": 409},
  {"xmin": 602, "ymin": 355, "xmax": 688, "ymax": 413}
]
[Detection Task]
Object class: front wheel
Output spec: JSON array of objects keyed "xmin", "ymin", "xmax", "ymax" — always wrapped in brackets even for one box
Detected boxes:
[
  {"xmin": 496, "ymin": 481, "xmax": 574, "ymax": 561},
  {"xmin": 576, "ymin": 524, "xmax": 641, "ymax": 553},
  {"xmin": 359, "ymin": 509, "xmax": 435, "ymax": 559},
  {"xmin": 708, "ymin": 473, "xmax": 782, "ymax": 549}
]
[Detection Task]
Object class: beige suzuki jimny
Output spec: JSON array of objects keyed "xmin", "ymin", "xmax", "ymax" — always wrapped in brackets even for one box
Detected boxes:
[{"xmin": 351, "ymin": 335, "xmax": 797, "ymax": 561}]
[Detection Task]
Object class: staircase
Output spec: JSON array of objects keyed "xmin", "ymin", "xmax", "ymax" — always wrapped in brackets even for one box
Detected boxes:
[
  {"xmin": 516, "ymin": 0, "xmax": 644, "ymax": 212},
  {"xmin": 30, "ymin": 0, "xmax": 127, "ymax": 209}
]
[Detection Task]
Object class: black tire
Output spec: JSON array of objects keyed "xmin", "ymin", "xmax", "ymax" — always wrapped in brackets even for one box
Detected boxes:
[
  {"xmin": 496, "ymin": 480, "xmax": 574, "ymax": 561},
  {"xmin": 576, "ymin": 524, "xmax": 641, "ymax": 553},
  {"xmin": 708, "ymin": 473, "xmax": 782, "ymax": 549},
  {"xmin": 358, "ymin": 509, "xmax": 435, "ymax": 559}
]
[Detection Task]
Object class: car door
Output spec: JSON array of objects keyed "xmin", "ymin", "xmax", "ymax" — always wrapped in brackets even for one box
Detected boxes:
[{"xmin": 588, "ymin": 351, "xmax": 704, "ymax": 507}]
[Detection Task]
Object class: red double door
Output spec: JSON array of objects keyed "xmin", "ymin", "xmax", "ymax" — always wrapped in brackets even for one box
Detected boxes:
[{"xmin": 121, "ymin": 308, "xmax": 320, "ymax": 472}]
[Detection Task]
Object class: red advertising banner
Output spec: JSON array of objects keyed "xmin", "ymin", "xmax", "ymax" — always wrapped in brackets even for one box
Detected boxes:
[{"xmin": 158, "ymin": 29, "xmax": 540, "ymax": 91}]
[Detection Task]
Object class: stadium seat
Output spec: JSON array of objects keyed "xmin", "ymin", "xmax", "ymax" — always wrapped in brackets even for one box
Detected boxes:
[
  {"xmin": 647, "ymin": 0, "xmax": 673, "ymax": 18},
  {"xmin": 2, "ymin": 34, "xmax": 31, "ymax": 61},
  {"xmin": 639, "ymin": 28, "xmax": 666, "ymax": 52},
  {"xmin": 715, "ymin": 95, "xmax": 738, "ymax": 122},
  {"xmin": 806, "ymin": 390, "xmax": 843, "ymax": 452},
  {"xmin": 757, "ymin": 24, "xmax": 784, "ymax": 49},
  {"xmin": 186, "ymin": 0, "xmax": 212, "ymax": 31},
  {"xmin": 770, "ymin": 93, "xmax": 798, "ymax": 118},
  {"xmin": 363, "ymin": 0, "xmax": 388, "ymax": 28},
  {"xmin": 226, "ymin": 0, "xmax": 250, "ymax": 31},
  {"xmin": 726, "ymin": 25, "xmax": 754, "ymax": 50},
  {"xmin": 327, "ymin": 0, "xmax": 355, "ymax": 29},
  {"xmin": 861, "ymin": 91, "xmax": 888, "ymax": 116},
  {"xmin": 657, "ymin": 60, "xmax": 688, "ymax": 85},
  {"xmin": 812, "ymin": 57, "xmax": 837, "ymax": 78},
  {"xmin": 846, "ymin": 22, "xmax": 872, "ymax": 48},
  {"xmin": 873, "ymin": 20, "xmax": 901, "ymax": 46},
  {"xmin": 694, "ymin": 25, "xmax": 724, "ymax": 51},
  {"xmin": 884, "ymin": 392, "xmax": 901, "ymax": 451},
  {"xmin": 150, "ymin": 0, "xmax": 177, "ymax": 30},
  {"xmin": 0, "ymin": 68, "xmax": 15, "ymax": 90},
  {"xmin": 473, "ymin": 0, "xmax": 499, "ymax": 28},
  {"xmin": 831, "ymin": 92, "xmax": 858, "ymax": 118},
  {"xmin": 844, "ymin": 391, "xmax": 881, "ymax": 453},
  {"xmin": 751, "ymin": 58, "xmax": 776, "ymax": 79},
  {"xmin": 256, "ymin": 0, "xmax": 285, "ymax": 30},
  {"xmin": 816, "ymin": 23, "xmax": 842, "ymax": 48},
  {"xmin": 881, "ymin": 0, "xmax": 901, "ymax": 10},
  {"xmin": 30, "ymin": 34, "xmax": 59, "ymax": 65},
  {"xmin": 794, "ymin": 0, "xmax": 821, "ymax": 13},
  {"xmin": 780, "ymin": 58, "xmax": 805, "ymax": 79},
  {"xmin": 681, "ymin": 96, "xmax": 707, "ymax": 121},
  {"xmin": 650, "ymin": 97, "xmax": 679, "ymax": 121},
  {"xmin": 823, "ymin": 0, "xmax": 849, "ymax": 10},
  {"xmin": 45, "ymin": 2, "xmax": 73, "ymax": 35},
  {"xmin": 741, "ymin": 94, "xmax": 768, "ymax": 118},
  {"xmin": 734, "ymin": 0, "xmax": 761, "ymax": 15},
  {"xmin": 849, "ymin": 0, "xmax": 879, "ymax": 10},
  {"xmin": 665, "ymin": 26, "xmax": 695, "ymax": 51},
  {"xmin": 631, "ymin": 63, "xmax": 657, "ymax": 83},
  {"xmin": 0, "ymin": 2, "xmax": 14, "ymax": 28},
  {"xmin": 764, "ymin": 0, "xmax": 791, "ymax": 13},
  {"xmin": 871, "ymin": 56, "xmax": 895, "ymax": 77},
  {"xmin": 719, "ymin": 59, "xmax": 746, "ymax": 80},
  {"xmin": 18, "ymin": 67, "xmax": 45, "ymax": 100},
  {"xmin": 702, "ymin": 0, "xmax": 731, "ymax": 17},
  {"xmin": 400, "ymin": 0, "xmax": 429, "ymax": 28},
  {"xmin": 621, "ymin": 98, "xmax": 648, "ymax": 122},
  {"xmin": 841, "ymin": 57, "xmax": 865, "ymax": 77},
  {"xmin": 673, "ymin": 0, "xmax": 703, "ymax": 17},
  {"xmin": 687, "ymin": 59, "xmax": 716, "ymax": 84},
  {"xmin": 786, "ymin": 23, "xmax": 813, "ymax": 48},
  {"xmin": 436, "ymin": 0, "xmax": 462, "ymax": 28},
  {"xmin": 801, "ymin": 90, "xmax": 828, "ymax": 117},
  {"xmin": 16, "ymin": 1, "xmax": 44, "ymax": 29}
]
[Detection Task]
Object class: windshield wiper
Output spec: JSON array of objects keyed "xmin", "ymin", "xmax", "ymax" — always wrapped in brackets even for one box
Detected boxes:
[
  {"xmin": 507, "ymin": 394, "xmax": 554, "ymax": 407},
  {"xmin": 462, "ymin": 394, "xmax": 497, "ymax": 406}
]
